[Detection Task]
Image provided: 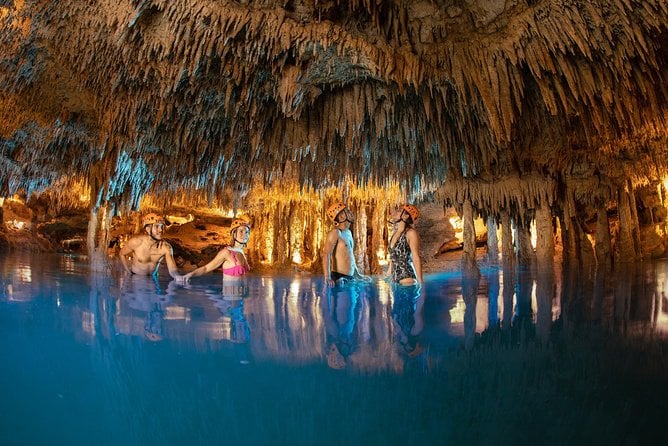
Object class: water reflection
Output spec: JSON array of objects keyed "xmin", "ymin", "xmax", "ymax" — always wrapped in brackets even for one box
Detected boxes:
[
  {"xmin": 391, "ymin": 282, "xmax": 425, "ymax": 357},
  {"xmin": 3, "ymin": 253, "xmax": 668, "ymax": 366},
  {"xmin": 3, "ymin": 253, "xmax": 668, "ymax": 444}
]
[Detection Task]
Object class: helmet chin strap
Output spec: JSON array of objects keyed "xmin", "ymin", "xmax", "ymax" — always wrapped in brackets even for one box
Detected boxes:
[
  {"xmin": 233, "ymin": 237, "xmax": 247, "ymax": 247},
  {"xmin": 389, "ymin": 211, "xmax": 408, "ymax": 225},
  {"xmin": 232, "ymin": 228, "xmax": 249, "ymax": 247},
  {"xmin": 147, "ymin": 225, "xmax": 162, "ymax": 246}
]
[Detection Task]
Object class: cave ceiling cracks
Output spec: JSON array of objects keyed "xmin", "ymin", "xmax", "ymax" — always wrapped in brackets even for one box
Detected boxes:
[{"xmin": 0, "ymin": 0, "xmax": 667, "ymax": 207}]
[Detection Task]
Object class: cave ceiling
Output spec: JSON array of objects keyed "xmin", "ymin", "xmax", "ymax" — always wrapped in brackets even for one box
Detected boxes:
[{"xmin": 0, "ymin": 0, "xmax": 667, "ymax": 207}]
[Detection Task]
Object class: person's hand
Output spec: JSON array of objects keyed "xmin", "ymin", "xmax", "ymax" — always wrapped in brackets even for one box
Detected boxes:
[{"xmin": 325, "ymin": 277, "xmax": 335, "ymax": 287}]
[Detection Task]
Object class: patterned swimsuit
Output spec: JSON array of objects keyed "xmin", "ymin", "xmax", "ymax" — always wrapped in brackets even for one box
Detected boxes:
[{"xmin": 389, "ymin": 230, "xmax": 416, "ymax": 282}]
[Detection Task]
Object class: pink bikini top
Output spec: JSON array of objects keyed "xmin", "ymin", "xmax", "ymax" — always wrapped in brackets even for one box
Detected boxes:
[{"xmin": 222, "ymin": 250, "xmax": 249, "ymax": 276}]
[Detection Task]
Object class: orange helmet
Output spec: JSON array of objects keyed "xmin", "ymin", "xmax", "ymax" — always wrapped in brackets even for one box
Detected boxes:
[
  {"xmin": 230, "ymin": 217, "xmax": 251, "ymax": 233},
  {"xmin": 327, "ymin": 202, "xmax": 347, "ymax": 221},
  {"xmin": 402, "ymin": 204, "xmax": 420, "ymax": 221},
  {"xmin": 142, "ymin": 213, "xmax": 165, "ymax": 227}
]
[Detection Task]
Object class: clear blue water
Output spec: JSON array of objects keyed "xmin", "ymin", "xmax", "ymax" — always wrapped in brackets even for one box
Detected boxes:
[{"xmin": 1, "ymin": 252, "xmax": 668, "ymax": 445}]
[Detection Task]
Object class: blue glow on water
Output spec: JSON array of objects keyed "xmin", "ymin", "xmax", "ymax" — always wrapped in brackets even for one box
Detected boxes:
[{"xmin": 1, "ymin": 252, "xmax": 668, "ymax": 444}]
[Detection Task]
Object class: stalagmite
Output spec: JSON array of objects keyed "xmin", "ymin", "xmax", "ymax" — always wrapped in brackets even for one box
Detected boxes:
[
  {"xmin": 353, "ymin": 202, "xmax": 369, "ymax": 274},
  {"xmin": 535, "ymin": 205, "xmax": 554, "ymax": 272},
  {"xmin": 462, "ymin": 198, "xmax": 480, "ymax": 279},
  {"xmin": 595, "ymin": 206, "xmax": 613, "ymax": 273},
  {"xmin": 368, "ymin": 203, "xmax": 384, "ymax": 274},
  {"xmin": 86, "ymin": 203, "xmax": 112, "ymax": 271},
  {"xmin": 627, "ymin": 180, "xmax": 642, "ymax": 259},
  {"xmin": 535, "ymin": 205, "xmax": 555, "ymax": 343},
  {"xmin": 562, "ymin": 215, "xmax": 578, "ymax": 268},
  {"xmin": 516, "ymin": 220, "xmax": 534, "ymax": 270},
  {"xmin": 499, "ymin": 209, "xmax": 515, "ymax": 330},
  {"xmin": 617, "ymin": 184, "xmax": 637, "ymax": 264},
  {"xmin": 486, "ymin": 215, "xmax": 498, "ymax": 264}
]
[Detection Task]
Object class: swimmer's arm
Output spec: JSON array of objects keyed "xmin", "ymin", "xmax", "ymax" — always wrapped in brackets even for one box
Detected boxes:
[
  {"xmin": 162, "ymin": 244, "xmax": 184, "ymax": 281},
  {"xmin": 185, "ymin": 248, "xmax": 229, "ymax": 280},
  {"xmin": 119, "ymin": 237, "xmax": 140, "ymax": 274},
  {"xmin": 406, "ymin": 229, "xmax": 423, "ymax": 283}
]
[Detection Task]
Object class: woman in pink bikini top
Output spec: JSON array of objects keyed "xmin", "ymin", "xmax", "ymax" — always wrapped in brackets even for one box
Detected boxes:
[
  {"xmin": 184, "ymin": 217, "xmax": 251, "ymax": 281},
  {"xmin": 221, "ymin": 249, "xmax": 250, "ymax": 276}
]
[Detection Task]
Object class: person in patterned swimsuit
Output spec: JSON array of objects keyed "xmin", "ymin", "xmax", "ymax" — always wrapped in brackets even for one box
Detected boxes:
[
  {"xmin": 387, "ymin": 204, "xmax": 425, "ymax": 356},
  {"xmin": 387, "ymin": 204, "xmax": 422, "ymax": 285}
]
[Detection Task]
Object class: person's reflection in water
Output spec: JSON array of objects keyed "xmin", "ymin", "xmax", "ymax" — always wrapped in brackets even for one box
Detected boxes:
[
  {"xmin": 120, "ymin": 273, "xmax": 170, "ymax": 341},
  {"xmin": 207, "ymin": 278, "xmax": 252, "ymax": 365},
  {"xmin": 391, "ymin": 283, "xmax": 425, "ymax": 357},
  {"xmin": 322, "ymin": 278, "xmax": 363, "ymax": 370}
]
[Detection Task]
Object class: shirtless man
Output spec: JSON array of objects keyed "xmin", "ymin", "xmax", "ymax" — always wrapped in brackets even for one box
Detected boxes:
[
  {"xmin": 119, "ymin": 213, "xmax": 184, "ymax": 281},
  {"xmin": 322, "ymin": 202, "xmax": 369, "ymax": 286}
]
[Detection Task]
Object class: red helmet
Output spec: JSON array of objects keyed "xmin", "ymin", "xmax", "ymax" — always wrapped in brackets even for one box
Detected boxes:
[
  {"xmin": 402, "ymin": 204, "xmax": 420, "ymax": 221},
  {"xmin": 327, "ymin": 202, "xmax": 347, "ymax": 221}
]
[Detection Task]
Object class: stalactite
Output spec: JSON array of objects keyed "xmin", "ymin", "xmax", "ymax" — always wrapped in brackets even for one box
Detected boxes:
[
  {"xmin": 2, "ymin": 0, "xmax": 668, "ymax": 281},
  {"xmin": 3, "ymin": 0, "xmax": 667, "ymax": 205}
]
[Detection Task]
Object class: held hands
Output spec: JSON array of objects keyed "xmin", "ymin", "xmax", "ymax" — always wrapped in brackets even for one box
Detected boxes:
[{"xmin": 174, "ymin": 272, "xmax": 192, "ymax": 283}]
